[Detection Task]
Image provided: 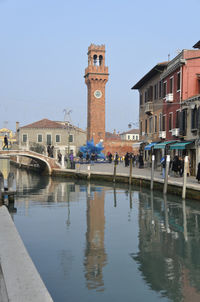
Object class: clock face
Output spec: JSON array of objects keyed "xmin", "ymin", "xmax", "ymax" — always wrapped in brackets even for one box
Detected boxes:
[{"xmin": 94, "ymin": 90, "xmax": 102, "ymax": 99}]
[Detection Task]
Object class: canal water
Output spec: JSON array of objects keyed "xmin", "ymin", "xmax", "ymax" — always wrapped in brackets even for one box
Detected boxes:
[{"xmin": 11, "ymin": 168, "xmax": 200, "ymax": 302}]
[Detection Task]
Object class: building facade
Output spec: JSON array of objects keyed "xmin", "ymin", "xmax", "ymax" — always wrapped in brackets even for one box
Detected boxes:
[
  {"xmin": 18, "ymin": 119, "xmax": 86, "ymax": 157},
  {"xmin": 120, "ymin": 129, "xmax": 140, "ymax": 141}
]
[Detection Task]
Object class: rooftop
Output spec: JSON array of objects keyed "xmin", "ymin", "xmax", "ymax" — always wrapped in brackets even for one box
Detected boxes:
[{"xmin": 132, "ymin": 62, "xmax": 168, "ymax": 90}]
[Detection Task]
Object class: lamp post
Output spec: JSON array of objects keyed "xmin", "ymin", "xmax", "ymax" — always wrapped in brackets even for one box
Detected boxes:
[{"xmin": 63, "ymin": 109, "xmax": 72, "ymax": 168}]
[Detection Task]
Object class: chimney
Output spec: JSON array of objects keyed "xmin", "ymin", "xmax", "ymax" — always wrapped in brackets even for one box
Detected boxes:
[{"xmin": 16, "ymin": 122, "xmax": 19, "ymax": 132}]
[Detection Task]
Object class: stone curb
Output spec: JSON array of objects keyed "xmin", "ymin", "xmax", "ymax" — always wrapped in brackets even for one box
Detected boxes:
[{"xmin": 0, "ymin": 206, "xmax": 53, "ymax": 302}]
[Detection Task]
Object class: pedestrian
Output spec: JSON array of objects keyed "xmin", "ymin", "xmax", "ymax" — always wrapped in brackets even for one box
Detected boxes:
[
  {"xmin": 172, "ymin": 155, "xmax": 180, "ymax": 177},
  {"xmin": 114, "ymin": 152, "xmax": 119, "ymax": 165},
  {"xmin": 124, "ymin": 152, "xmax": 130, "ymax": 167},
  {"xmin": 138, "ymin": 154, "xmax": 144, "ymax": 168},
  {"xmin": 86, "ymin": 152, "xmax": 90, "ymax": 163},
  {"xmin": 50, "ymin": 145, "xmax": 54, "ymax": 158},
  {"xmin": 179, "ymin": 157, "xmax": 184, "ymax": 177},
  {"xmin": 57, "ymin": 150, "xmax": 62, "ymax": 164},
  {"xmin": 3, "ymin": 135, "xmax": 8, "ymax": 150},
  {"xmin": 160, "ymin": 156, "xmax": 166, "ymax": 178},
  {"xmin": 196, "ymin": 162, "xmax": 200, "ymax": 183},
  {"xmin": 47, "ymin": 144, "xmax": 51, "ymax": 157},
  {"xmin": 108, "ymin": 152, "xmax": 112, "ymax": 163},
  {"xmin": 90, "ymin": 152, "xmax": 95, "ymax": 165},
  {"xmin": 69, "ymin": 151, "xmax": 74, "ymax": 168}
]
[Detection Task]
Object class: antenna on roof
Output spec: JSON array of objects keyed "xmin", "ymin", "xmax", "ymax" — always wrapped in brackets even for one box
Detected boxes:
[{"xmin": 63, "ymin": 109, "xmax": 72, "ymax": 123}]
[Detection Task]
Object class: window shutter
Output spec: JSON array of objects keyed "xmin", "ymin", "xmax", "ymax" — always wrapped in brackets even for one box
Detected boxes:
[
  {"xmin": 197, "ymin": 106, "xmax": 200, "ymax": 130},
  {"xmin": 179, "ymin": 111, "xmax": 183, "ymax": 135}
]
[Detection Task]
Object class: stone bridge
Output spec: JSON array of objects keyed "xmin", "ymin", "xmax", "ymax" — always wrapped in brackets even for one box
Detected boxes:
[{"xmin": 0, "ymin": 150, "xmax": 61, "ymax": 175}]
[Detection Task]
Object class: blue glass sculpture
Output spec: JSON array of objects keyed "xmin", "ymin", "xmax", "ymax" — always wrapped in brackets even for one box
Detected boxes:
[{"xmin": 79, "ymin": 139, "xmax": 105, "ymax": 160}]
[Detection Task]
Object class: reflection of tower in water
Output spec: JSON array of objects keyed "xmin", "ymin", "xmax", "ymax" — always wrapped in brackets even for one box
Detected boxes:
[{"xmin": 84, "ymin": 189, "xmax": 107, "ymax": 291}]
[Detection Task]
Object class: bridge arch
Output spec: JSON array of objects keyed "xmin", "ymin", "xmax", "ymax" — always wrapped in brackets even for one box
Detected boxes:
[{"xmin": 0, "ymin": 150, "xmax": 60, "ymax": 175}]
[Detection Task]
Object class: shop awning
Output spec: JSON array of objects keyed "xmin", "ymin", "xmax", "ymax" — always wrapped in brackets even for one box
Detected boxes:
[
  {"xmin": 170, "ymin": 141, "xmax": 193, "ymax": 150},
  {"xmin": 132, "ymin": 142, "xmax": 143, "ymax": 148},
  {"xmin": 144, "ymin": 142, "xmax": 158, "ymax": 150},
  {"xmin": 153, "ymin": 141, "xmax": 177, "ymax": 149}
]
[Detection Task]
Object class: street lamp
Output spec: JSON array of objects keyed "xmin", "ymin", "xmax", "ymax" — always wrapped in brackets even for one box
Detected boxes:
[{"xmin": 128, "ymin": 121, "xmax": 139, "ymax": 129}]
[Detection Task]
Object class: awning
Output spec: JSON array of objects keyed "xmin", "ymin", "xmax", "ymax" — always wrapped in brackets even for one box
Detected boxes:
[
  {"xmin": 144, "ymin": 142, "xmax": 157, "ymax": 150},
  {"xmin": 153, "ymin": 141, "xmax": 177, "ymax": 149},
  {"xmin": 132, "ymin": 142, "xmax": 143, "ymax": 148},
  {"xmin": 170, "ymin": 141, "xmax": 193, "ymax": 150}
]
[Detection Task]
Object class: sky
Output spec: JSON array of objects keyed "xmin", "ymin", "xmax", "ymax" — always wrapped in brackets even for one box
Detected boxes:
[{"xmin": 0, "ymin": 0, "xmax": 199, "ymax": 133}]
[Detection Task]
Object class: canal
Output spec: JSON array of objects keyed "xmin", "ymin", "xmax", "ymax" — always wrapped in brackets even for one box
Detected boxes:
[{"xmin": 11, "ymin": 168, "xmax": 200, "ymax": 302}]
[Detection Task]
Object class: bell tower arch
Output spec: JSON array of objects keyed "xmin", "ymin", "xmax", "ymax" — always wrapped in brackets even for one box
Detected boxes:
[{"xmin": 84, "ymin": 44, "xmax": 109, "ymax": 144}]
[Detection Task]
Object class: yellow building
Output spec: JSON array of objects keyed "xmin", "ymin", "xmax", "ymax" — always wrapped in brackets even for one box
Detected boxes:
[{"xmin": 0, "ymin": 128, "xmax": 16, "ymax": 149}]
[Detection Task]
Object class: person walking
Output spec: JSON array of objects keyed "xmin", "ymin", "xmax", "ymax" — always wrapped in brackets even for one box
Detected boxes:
[
  {"xmin": 138, "ymin": 154, "xmax": 144, "ymax": 168},
  {"xmin": 196, "ymin": 162, "xmax": 200, "ymax": 183},
  {"xmin": 124, "ymin": 152, "xmax": 130, "ymax": 167},
  {"xmin": 161, "ymin": 156, "xmax": 166, "ymax": 178},
  {"xmin": 114, "ymin": 152, "xmax": 119, "ymax": 165},
  {"xmin": 3, "ymin": 135, "xmax": 8, "ymax": 150}
]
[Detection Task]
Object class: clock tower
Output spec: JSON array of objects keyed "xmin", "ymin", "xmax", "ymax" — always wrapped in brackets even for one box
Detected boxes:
[{"xmin": 84, "ymin": 44, "xmax": 109, "ymax": 144}]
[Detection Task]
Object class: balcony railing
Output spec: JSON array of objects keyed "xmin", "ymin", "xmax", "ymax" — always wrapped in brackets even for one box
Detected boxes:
[
  {"xmin": 145, "ymin": 102, "xmax": 153, "ymax": 115},
  {"xmin": 159, "ymin": 131, "xmax": 166, "ymax": 139},
  {"xmin": 166, "ymin": 93, "xmax": 173, "ymax": 103}
]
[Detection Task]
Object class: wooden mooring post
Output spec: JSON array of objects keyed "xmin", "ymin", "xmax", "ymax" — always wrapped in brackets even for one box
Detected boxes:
[
  {"xmin": 113, "ymin": 162, "xmax": 117, "ymax": 183},
  {"xmin": 163, "ymin": 155, "xmax": 170, "ymax": 195},
  {"xmin": 150, "ymin": 155, "xmax": 155, "ymax": 190},
  {"xmin": 129, "ymin": 157, "xmax": 133, "ymax": 185},
  {"xmin": 182, "ymin": 156, "xmax": 188, "ymax": 200}
]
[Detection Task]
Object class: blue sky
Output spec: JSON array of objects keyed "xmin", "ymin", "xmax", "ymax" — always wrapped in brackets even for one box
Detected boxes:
[{"xmin": 0, "ymin": 0, "xmax": 199, "ymax": 133}]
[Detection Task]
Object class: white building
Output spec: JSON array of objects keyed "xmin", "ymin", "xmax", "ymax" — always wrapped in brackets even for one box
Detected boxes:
[{"xmin": 120, "ymin": 129, "xmax": 140, "ymax": 141}]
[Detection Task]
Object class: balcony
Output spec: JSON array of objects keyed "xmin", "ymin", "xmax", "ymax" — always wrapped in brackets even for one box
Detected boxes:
[
  {"xmin": 171, "ymin": 128, "xmax": 180, "ymax": 136},
  {"xmin": 145, "ymin": 102, "xmax": 153, "ymax": 115},
  {"xmin": 166, "ymin": 93, "xmax": 173, "ymax": 103},
  {"xmin": 159, "ymin": 131, "xmax": 166, "ymax": 139}
]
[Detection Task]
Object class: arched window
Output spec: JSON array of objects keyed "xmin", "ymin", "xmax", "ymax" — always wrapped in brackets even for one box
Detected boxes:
[
  {"xmin": 93, "ymin": 55, "xmax": 97, "ymax": 66},
  {"xmin": 99, "ymin": 55, "xmax": 103, "ymax": 66}
]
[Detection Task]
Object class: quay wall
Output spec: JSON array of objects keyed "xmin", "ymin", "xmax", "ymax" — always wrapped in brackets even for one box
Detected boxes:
[
  {"xmin": 52, "ymin": 168, "xmax": 200, "ymax": 201},
  {"xmin": 0, "ymin": 206, "xmax": 53, "ymax": 302}
]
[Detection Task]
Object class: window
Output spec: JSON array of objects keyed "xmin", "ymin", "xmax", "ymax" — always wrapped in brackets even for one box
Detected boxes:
[
  {"xmin": 163, "ymin": 81, "xmax": 167, "ymax": 98},
  {"xmin": 169, "ymin": 113, "xmax": 173, "ymax": 130},
  {"xmin": 154, "ymin": 84, "xmax": 158, "ymax": 100},
  {"xmin": 140, "ymin": 121, "xmax": 142, "ymax": 136},
  {"xmin": 159, "ymin": 81, "xmax": 162, "ymax": 98},
  {"xmin": 159, "ymin": 113, "xmax": 162, "ymax": 131},
  {"xmin": 128, "ymin": 135, "xmax": 130, "ymax": 140},
  {"xmin": 176, "ymin": 110, "xmax": 180, "ymax": 128},
  {"xmin": 46, "ymin": 134, "xmax": 52, "ymax": 145},
  {"xmin": 177, "ymin": 72, "xmax": 181, "ymax": 91},
  {"xmin": 69, "ymin": 134, "xmax": 73, "ymax": 142},
  {"xmin": 162, "ymin": 115, "xmax": 166, "ymax": 131},
  {"xmin": 145, "ymin": 119, "xmax": 148, "ymax": 134},
  {"xmin": 56, "ymin": 134, "xmax": 60, "ymax": 143},
  {"xmin": 149, "ymin": 117, "xmax": 153, "ymax": 133},
  {"xmin": 132, "ymin": 135, "xmax": 135, "ymax": 140},
  {"xmin": 145, "ymin": 91, "xmax": 148, "ymax": 103},
  {"xmin": 169, "ymin": 77, "xmax": 173, "ymax": 94},
  {"xmin": 154, "ymin": 115, "xmax": 157, "ymax": 133},
  {"xmin": 22, "ymin": 134, "xmax": 27, "ymax": 143},
  {"xmin": 191, "ymin": 107, "xmax": 197, "ymax": 130},
  {"xmin": 140, "ymin": 93, "xmax": 143, "ymax": 106},
  {"xmin": 37, "ymin": 134, "xmax": 42, "ymax": 143},
  {"xmin": 148, "ymin": 86, "xmax": 153, "ymax": 102}
]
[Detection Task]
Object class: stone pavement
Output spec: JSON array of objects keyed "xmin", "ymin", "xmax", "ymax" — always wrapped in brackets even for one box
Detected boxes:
[{"xmin": 76, "ymin": 161, "xmax": 200, "ymax": 192}]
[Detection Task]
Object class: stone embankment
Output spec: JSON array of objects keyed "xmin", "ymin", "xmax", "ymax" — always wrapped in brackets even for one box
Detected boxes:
[
  {"xmin": 0, "ymin": 206, "xmax": 53, "ymax": 302},
  {"xmin": 52, "ymin": 162, "xmax": 200, "ymax": 200}
]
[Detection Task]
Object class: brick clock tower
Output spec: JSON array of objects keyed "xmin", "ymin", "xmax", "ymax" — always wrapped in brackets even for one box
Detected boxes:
[{"xmin": 84, "ymin": 44, "xmax": 109, "ymax": 144}]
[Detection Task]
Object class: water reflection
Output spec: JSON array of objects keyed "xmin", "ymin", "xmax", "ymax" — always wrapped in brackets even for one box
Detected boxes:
[
  {"xmin": 131, "ymin": 190, "xmax": 200, "ymax": 302},
  {"xmin": 10, "ymin": 167, "xmax": 200, "ymax": 302},
  {"xmin": 84, "ymin": 183, "xmax": 107, "ymax": 291}
]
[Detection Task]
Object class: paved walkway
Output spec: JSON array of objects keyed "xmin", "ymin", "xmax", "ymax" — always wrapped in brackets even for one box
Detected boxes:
[{"xmin": 75, "ymin": 161, "xmax": 200, "ymax": 191}]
